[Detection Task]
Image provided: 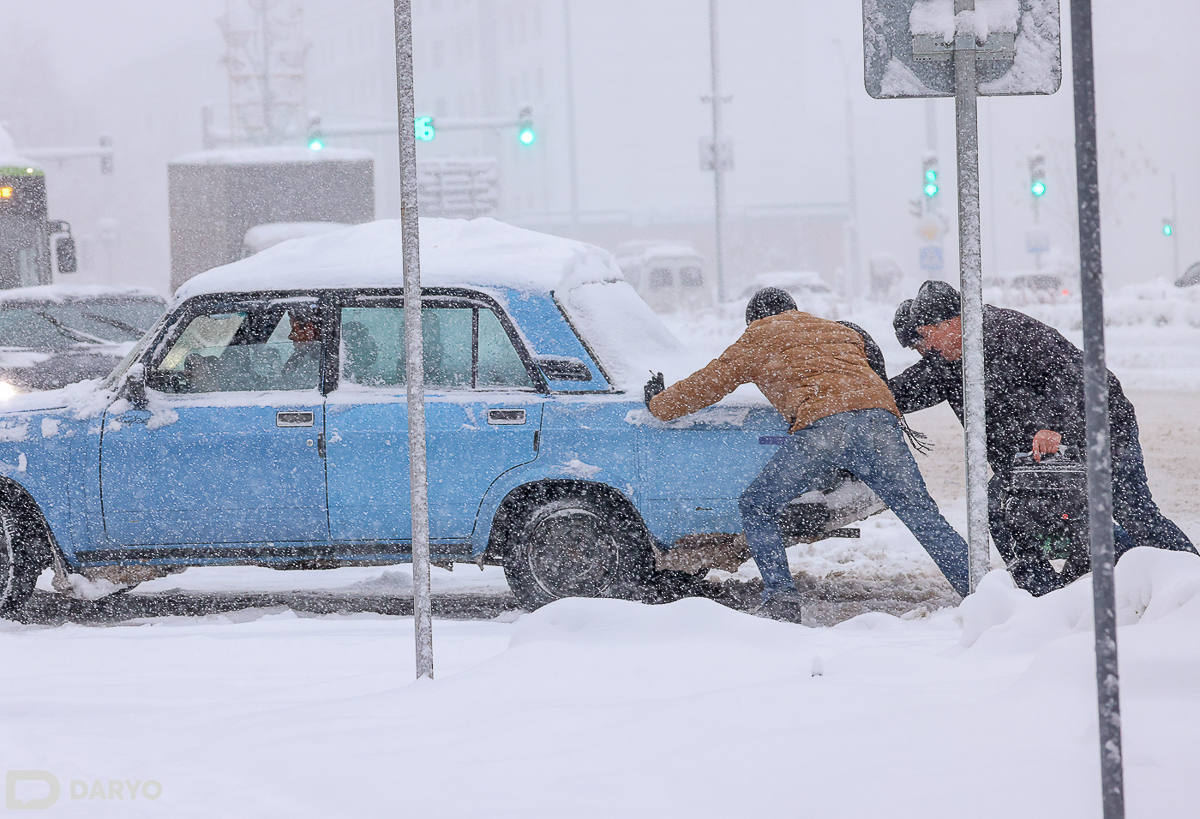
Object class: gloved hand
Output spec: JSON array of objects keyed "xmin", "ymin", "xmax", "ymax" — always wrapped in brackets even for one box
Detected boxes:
[{"xmin": 644, "ymin": 371, "xmax": 665, "ymax": 408}]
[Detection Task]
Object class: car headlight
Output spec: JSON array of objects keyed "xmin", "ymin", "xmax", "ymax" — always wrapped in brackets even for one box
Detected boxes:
[{"xmin": 0, "ymin": 381, "xmax": 20, "ymax": 400}]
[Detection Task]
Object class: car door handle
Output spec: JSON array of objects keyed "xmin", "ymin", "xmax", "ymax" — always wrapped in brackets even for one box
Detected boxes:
[
  {"xmin": 277, "ymin": 411, "xmax": 315, "ymax": 427},
  {"xmin": 487, "ymin": 408, "xmax": 526, "ymax": 425}
]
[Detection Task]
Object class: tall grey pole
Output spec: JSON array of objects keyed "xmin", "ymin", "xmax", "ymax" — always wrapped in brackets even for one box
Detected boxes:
[
  {"xmin": 838, "ymin": 47, "xmax": 861, "ymax": 300},
  {"xmin": 708, "ymin": 0, "xmax": 728, "ymax": 304},
  {"xmin": 1071, "ymin": 1, "xmax": 1124, "ymax": 815},
  {"xmin": 1170, "ymin": 173, "xmax": 1179, "ymax": 281},
  {"xmin": 954, "ymin": 0, "xmax": 989, "ymax": 591},
  {"xmin": 395, "ymin": 0, "xmax": 434, "ymax": 680},
  {"xmin": 563, "ymin": 0, "xmax": 580, "ymax": 235}
]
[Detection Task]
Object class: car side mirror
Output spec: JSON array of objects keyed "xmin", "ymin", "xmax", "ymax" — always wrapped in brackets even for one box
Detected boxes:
[
  {"xmin": 55, "ymin": 236, "xmax": 78, "ymax": 274},
  {"xmin": 121, "ymin": 363, "xmax": 148, "ymax": 410},
  {"xmin": 535, "ymin": 355, "xmax": 592, "ymax": 382}
]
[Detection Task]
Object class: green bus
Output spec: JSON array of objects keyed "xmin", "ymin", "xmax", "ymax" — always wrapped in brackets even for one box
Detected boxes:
[{"xmin": 0, "ymin": 163, "xmax": 75, "ymax": 288}]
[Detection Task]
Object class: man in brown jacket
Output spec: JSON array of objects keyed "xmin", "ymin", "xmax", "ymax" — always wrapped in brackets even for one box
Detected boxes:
[{"xmin": 647, "ymin": 288, "xmax": 969, "ymax": 621}]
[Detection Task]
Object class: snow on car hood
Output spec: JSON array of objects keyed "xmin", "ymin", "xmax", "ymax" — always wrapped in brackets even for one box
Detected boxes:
[{"xmin": 176, "ymin": 217, "xmax": 704, "ymax": 392}]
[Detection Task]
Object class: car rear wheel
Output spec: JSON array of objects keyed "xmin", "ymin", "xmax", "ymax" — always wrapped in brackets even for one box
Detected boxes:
[
  {"xmin": 0, "ymin": 501, "xmax": 45, "ymax": 617},
  {"xmin": 501, "ymin": 490, "xmax": 638, "ymax": 611}
]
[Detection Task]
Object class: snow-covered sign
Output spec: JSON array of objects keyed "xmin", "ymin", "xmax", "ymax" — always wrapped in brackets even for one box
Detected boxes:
[{"xmin": 863, "ymin": 0, "xmax": 1060, "ymax": 99}]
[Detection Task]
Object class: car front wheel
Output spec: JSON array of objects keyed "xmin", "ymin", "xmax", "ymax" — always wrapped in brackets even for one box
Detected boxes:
[{"xmin": 0, "ymin": 501, "xmax": 45, "ymax": 617}]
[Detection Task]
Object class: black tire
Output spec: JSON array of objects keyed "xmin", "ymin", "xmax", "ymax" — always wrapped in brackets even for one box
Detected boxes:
[
  {"xmin": 0, "ymin": 500, "xmax": 46, "ymax": 617},
  {"xmin": 500, "ymin": 487, "xmax": 643, "ymax": 611}
]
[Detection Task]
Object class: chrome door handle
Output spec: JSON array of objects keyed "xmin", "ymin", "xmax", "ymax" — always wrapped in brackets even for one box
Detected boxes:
[
  {"xmin": 487, "ymin": 408, "xmax": 526, "ymax": 425},
  {"xmin": 277, "ymin": 411, "xmax": 315, "ymax": 427}
]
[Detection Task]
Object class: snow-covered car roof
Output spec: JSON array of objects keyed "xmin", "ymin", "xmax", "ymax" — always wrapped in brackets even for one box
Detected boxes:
[
  {"xmin": 0, "ymin": 284, "xmax": 166, "ymax": 305},
  {"xmin": 178, "ymin": 218, "xmax": 627, "ymax": 300},
  {"xmin": 176, "ymin": 218, "xmax": 701, "ymax": 392}
]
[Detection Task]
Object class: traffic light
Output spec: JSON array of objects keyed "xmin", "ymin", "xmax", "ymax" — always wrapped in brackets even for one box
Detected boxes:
[
  {"xmin": 517, "ymin": 106, "xmax": 535, "ymax": 146},
  {"xmin": 922, "ymin": 155, "xmax": 938, "ymax": 197},
  {"xmin": 1163, "ymin": 218, "xmax": 1173, "ymax": 237},
  {"xmin": 414, "ymin": 116, "xmax": 435, "ymax": 141},
  {"xmin": 1029, "ymin": 154, "xmax": 1046, "ymax": 197},
  {"xmin": 306, "ymin": 115, "xmax": 324, "ymax": 151}
]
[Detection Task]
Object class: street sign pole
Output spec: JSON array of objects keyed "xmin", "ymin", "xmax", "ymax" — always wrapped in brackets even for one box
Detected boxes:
[
  {"xmin": 953, "ymin": 0, "xmax": 990, "ymax": 592},
  {"xmin": 394, "ymin": 0, "xmax": 434, "ymax": 681},
  {"xmin": 1071, "ymin": 0, "xmax": 1124, "ymax": 815}
]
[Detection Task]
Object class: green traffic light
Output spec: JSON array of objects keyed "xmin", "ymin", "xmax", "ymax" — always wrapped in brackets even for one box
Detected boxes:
[
  {"xmin": 518, "ymin": 127, "xmax": 535, "ymax": 146},
  {"xmin": 925, "ymin": 168, "xmax": 937, "ymax": 183},
  {"xmin": 307, "ymin": 137, "xmax": 324, "ymax": 151},
  {"xmin": 1031, "ymin": 179, "xmax": 1046, "ymax": 197},
  {"xmin": 924, "ymin": 182, "xmax": 938, "ymax": 197},
  {"xmin": 1163, "ymin": 222, "xmax": 1173, "ymax": 237}
]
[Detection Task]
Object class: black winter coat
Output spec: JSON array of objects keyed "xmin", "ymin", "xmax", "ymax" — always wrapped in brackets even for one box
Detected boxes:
[{"xmin": 888, "ymin": 306, "xmax": 1136, "ymax": 477}]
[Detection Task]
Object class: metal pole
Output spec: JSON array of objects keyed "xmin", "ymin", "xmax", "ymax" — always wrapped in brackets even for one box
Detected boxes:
[
  {"xmin": 395, "ymin": 0, "xmax": 434, "ymax": 681},
  {"xmin": 954, "ymin": 0, "xmax": 989, "ymax": 592},
  {"xmin": 708, "ymin": 0, "xmax": 727, "ymax": 304},
  {"xmin": 1071, "ymin": 1, "xmax": 1124, "ymax": 815},
  {"xmin": 563, "ymin": 0, "xmax": 580, "ymax": 235},
  {"xmin": 841, "ymin": 51, "xmax": 861, "ymax": 300},
  {"xmin": 1171, "ymin": 173, "xmax": 1179, "ymax": 281}
]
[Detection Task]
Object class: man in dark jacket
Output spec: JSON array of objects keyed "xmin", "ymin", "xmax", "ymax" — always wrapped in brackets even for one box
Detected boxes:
[{"xmin": 890, "ymin": 281, "xmax": 1195, "ymax": 594}]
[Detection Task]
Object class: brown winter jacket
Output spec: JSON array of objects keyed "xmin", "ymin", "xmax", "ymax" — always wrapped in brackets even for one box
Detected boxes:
[{"xmin": 648, "ymin": 310, "xmax": 901, "ymax": 432}]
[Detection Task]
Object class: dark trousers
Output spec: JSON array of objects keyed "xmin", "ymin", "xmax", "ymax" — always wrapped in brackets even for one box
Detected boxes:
[{"xmin": 989, "ymin": 417, "xmax": 1196, "ymax": 594}]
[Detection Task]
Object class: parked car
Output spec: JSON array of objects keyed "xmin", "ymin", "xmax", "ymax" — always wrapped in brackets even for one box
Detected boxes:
[
  {"xmin": 738, "ymin": 271, "xmax": 843, "ymax": 318},
  {"xmin": 0, "ymin": 219, "xmax": 882, "ymax": 614},
  {"xmin": 0, "ymin": 285, "xmax": 167, "ymax": 394}
]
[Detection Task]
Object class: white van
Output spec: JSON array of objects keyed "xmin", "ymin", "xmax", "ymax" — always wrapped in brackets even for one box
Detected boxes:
[{"xmin": 614, "ymin": 241, "xmax": 710, "ymax": 313}]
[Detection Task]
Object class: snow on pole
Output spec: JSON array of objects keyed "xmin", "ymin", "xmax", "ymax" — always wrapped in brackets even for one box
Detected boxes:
[
  {"xmin": 394, "ymin": 0, "xmax": 434, "ymax": 681},
  {"xmin": 953, "ymin": 0, "xmax": 990, "ymax": 592},
  {"xmin": 1070, "ymin": 0, "xmax": 1125, "ymax": 815}
]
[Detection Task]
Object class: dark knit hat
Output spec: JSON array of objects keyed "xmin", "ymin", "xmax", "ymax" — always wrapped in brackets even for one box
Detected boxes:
[
  {"xmin": 893, "ymin": 298, "xmax": 920, "ymax": 348},
  {"xmin": 909, "ymin": 280, "xmax": 961, "ymax": 327},
  {"xmin": 745, "ymin": 287, "xmax": 797, "ymax": 325}
]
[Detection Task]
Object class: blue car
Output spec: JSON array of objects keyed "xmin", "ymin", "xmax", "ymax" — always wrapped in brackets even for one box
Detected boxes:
[{"xmin": 0, "ymin": 219, "xmax": 881, "ymax": 613}]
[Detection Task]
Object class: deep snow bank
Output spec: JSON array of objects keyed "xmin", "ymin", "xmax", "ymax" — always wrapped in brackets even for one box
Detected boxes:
[{"xmin": 956, "ymin": 547, "xmax": 1200, "ymax": 652}]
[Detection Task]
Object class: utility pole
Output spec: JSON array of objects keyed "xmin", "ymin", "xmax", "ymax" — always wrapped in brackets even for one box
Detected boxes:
[
  {"xmin": 563, "ymin": 0, "xmax": 581, "ymax": 235},
  {"xmin": 705, "ymin": 0, "xmax": 729, "ymax": 304},
  {"xmin": 1170, "ymin": 173, "xmax": 1179, "ymax": 281}
]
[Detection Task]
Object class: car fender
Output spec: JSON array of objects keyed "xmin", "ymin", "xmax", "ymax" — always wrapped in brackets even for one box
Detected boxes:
[
  {"xmin": 470, "ymin": 398, "xmax": 642, "ymax": 557},
  {"xmin": 0, "ymin": 409, "xmax": 81, "ymax": 563}
]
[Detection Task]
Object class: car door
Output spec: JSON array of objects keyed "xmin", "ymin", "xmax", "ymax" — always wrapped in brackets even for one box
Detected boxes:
[
  {"xmin": 99, "ymin": 295, "xmax": 330, "ymax": 547},
  {"xmin": 325, "ymin": 293, "xmax": 544, "ymax": 545}
]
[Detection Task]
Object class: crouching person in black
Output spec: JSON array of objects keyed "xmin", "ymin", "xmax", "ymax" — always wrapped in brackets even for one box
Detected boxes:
[{"xmin": 889, "ymin": 281, "xmax": 1196, "ymax": 595}]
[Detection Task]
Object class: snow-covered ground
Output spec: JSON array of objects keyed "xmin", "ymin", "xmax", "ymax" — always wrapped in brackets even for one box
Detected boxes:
[
  {"xmin": 5, "ymin": 549, "xmax": 1200, "ymax": 816},
  {"xmin": 6, "ymin": 283, "xmax": 1197, "ymax": 816}
]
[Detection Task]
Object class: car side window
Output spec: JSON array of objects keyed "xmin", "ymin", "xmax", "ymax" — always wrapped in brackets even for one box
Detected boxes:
[
  {"xmin": 477, "ymin": 308, "xmax": 532, "ymax": 388},
  {"xmin": 339, "ymin": 302, "xmax": 533, "ymax": 391},
  {"xmin": 150, "ymin": 302, "xmax": 322, "ymax": 394}
]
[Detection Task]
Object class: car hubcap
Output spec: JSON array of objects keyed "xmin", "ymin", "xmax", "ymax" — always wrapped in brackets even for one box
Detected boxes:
[{"xmin": 525, "ymin": 506, "xmax": 619, "ymax": 598}]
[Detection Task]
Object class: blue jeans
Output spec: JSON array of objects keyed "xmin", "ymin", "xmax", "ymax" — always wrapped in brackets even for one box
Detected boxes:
[{"xmin": 739, "ymin": 408, "xmax": 970, "ymax": 600}]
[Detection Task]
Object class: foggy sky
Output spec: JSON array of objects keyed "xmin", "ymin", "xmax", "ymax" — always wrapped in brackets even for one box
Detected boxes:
[{"xmin": 1, "ymin": 0, "xmax": 1196, "ymax": 295}]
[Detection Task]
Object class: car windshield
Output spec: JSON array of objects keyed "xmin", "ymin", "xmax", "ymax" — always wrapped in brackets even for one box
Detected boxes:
[
  {"xmin": 0, "ymin": 308, "xmax": 85, "ymax": 352},
  {"xmin": 43, "ymin": 299, "xmax": 165, "ymax": 342}
]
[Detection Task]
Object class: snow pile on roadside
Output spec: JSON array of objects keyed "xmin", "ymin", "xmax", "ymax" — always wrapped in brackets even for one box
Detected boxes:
[{"xmin": 956, "ymin": 547, "xmax": 1200, "ymax": 651}]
